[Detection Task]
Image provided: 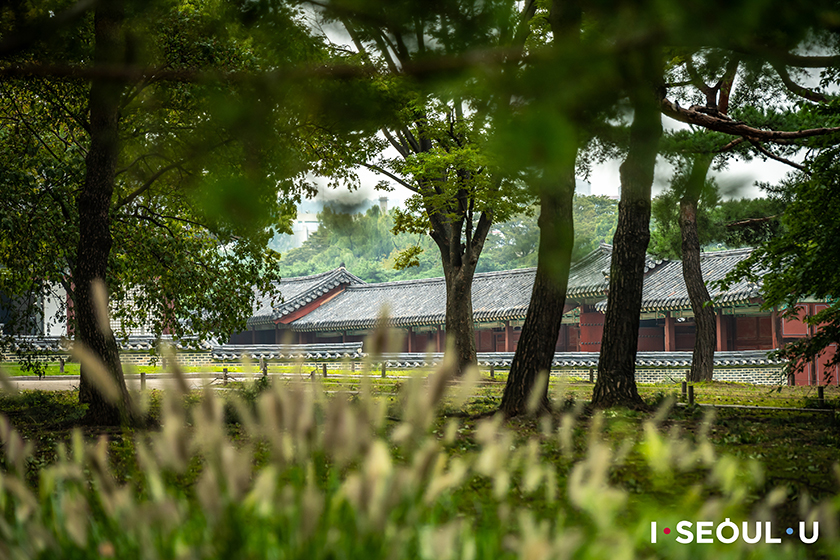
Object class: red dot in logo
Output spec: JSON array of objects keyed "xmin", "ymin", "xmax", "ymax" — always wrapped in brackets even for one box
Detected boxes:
[{"xmin": 664, "ymin": 528, "xmax": 671, "ymax": 535}]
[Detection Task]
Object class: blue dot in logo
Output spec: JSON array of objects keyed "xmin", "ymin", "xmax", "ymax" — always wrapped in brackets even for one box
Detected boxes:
[{"xmin": 786, "ymin": 527, "xmax": 794, "ymax": 535}]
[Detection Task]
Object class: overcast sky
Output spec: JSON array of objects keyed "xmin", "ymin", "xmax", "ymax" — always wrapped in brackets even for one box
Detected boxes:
[{"xmin": 316, "ymin": 134, "xmax": 794, "ymax": 208}]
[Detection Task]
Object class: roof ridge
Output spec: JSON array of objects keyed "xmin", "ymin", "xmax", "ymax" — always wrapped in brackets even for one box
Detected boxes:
[
  {"xmin": 278, "ymin": 266, "xmax": 366, "ymax": 285},
  {"xmin": 278, "ymin": 267, "xmax": 344, "ymax": 282},
  {"xmin": 700, "ymin": 246, "xmax": 754, "ymax": 257},
  {"xmin": 340, "ymin": 267, "xmax": 538, "ymax": 290}
]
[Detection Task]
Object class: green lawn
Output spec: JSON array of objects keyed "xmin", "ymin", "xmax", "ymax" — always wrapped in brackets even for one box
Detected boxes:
[{"xmin": 1, "ymin": 373, "xmax": 838, "ymax": 559}]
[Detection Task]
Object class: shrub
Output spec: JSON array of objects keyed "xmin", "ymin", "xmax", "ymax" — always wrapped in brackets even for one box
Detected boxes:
[{"xmin": 0, "ymin": 363, "xmax": 837, "ymax": 559}]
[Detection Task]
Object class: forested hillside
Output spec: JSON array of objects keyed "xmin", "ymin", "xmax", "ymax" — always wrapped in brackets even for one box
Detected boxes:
[{"xmin": 275, "ymin": 195, "xmax": 620, "ymax": 281}]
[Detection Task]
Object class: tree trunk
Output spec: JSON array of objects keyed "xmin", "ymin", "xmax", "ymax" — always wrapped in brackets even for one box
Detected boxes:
[
  {"xmin": 75, "ymin": 0, "xmax": 134, "ymax": 425},
  {"xmin": 500, "ymin": 173, "xmax": 575, "ymax": 417},
  {"xmin": 428, "ymin": 186, "xmax": 493, "ymax": 375},
  {"xmin": 442, "ymin": 262, "xmax": 477, "ymax": 372},
  {"xmin": 680, "ymin": 156, "xmax": 716, "ymax": 382},
  {"xmin": 592, "ymin": 59, "xmax": 662, "ymax": 409},
  {"xmin": 499, "ymin": 0, "xmax": 580, "ymax": 417}
]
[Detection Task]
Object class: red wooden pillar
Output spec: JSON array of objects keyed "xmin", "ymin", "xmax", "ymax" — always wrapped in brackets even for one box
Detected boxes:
[
  {"xmin": 715, "ymin": 310, "xmax": 726, "ymax": 351},
  {"xmin": 298, "ymin": 331, "xmax": 304, "ymax": 344},
  {"xmin": 342, "ymin": 330, "xmax": 347, "ymax": 343},
  {"xmin": 505, "ymin": 320, "xmax": 513, "ymax": 352},
  {"xmin": 407, "ymin": 326, "xmax": 413, "ymax": 353},
  {"xmin": 664, "ymin": 311, "xmax": 676, "ymax": 351},
  {"xmin": 436, "ymin": 326, "xmax": 443, "ymax": 352},
  {"xmin": 770, "ymin": 307, "xmax": 782, "ymax": 349}
]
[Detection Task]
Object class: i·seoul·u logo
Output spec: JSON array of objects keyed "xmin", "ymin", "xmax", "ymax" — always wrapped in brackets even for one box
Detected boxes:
[{"xmin": 650, "ymin": 520, "xmax": 819, "ymax": 545}]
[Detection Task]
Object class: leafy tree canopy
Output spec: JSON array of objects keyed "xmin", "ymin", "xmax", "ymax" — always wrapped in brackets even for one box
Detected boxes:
[
  {"xmin": 650, "ymin": 191, "xmax": 787, "ymax": 259},
  {"xmin": 726, "ymin": 144, "xmax": 840, "ymax": 373},
  {"xmin": 276, "ymin": 194, "xmax": 619, "ymax": 282},
  {"xmin": 0, "ymin": 0, "xmax": 378, "ymax": 345}
]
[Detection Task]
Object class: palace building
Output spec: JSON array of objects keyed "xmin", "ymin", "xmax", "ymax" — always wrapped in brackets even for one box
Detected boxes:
[{"xmin": 230, "ymin": 244, "xmax": 837, "ymax": 386}]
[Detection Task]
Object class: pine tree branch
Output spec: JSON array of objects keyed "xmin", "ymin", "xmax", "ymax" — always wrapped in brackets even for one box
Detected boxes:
[
  {"xmin": 748, "ymin": 140, "xmax": 809, "ymax": 173},
  {"xmin": 359, "ymin": 162, "xmax": 417, "ymax": 192},
  {"xmin": 661, "ymin": 98, "xmax": 840, "ymax": 143},
  {"xmin": 771, "ymin": 62, "xmax": 831, "ymax": 103}
]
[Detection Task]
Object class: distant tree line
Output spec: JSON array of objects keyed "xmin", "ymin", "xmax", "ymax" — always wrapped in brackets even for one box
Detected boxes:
[
  {"xmin": 275, "ymin": 194, "xmax": 623, "ymax": 282},
  {"xmin": 278, "ymin": 193, "xmax": 784, "ymax": 282}
]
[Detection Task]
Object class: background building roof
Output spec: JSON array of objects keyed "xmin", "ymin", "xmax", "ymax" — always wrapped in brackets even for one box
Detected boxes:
[
  {"xmin": 290, "ymin": 268, "xmax": 537, "ymax": 331},
  {"xmin": 247, "ymin": 266, "xmax": 365, "ymax": 327},
  {"xmin": 257, "ymin": 245, "xmax": 763, "ymax": 331},
  {"xmin": 636, "ymin": 247, "xmax": 760, "ymax": 311},
  {"xmin": 567, "ymin": 243, "xmax": 664, "ymax": 299}
]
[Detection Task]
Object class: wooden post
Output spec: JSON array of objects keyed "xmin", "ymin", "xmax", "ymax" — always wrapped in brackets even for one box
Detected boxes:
[
  {"xmin": 681, "ymin": 381, "xmax": 687, "ymax": 400},
  {"xmin": 818, "ymin": 385, "xmax": 825, "ymax": 408},
  {"xmin": 223, "ymin": 367, "xmax": 229, "ymax": 386},
  {"xmin": 381, "ymin": 363, "xmax": 386, "ymax": 378},
  {"xmin": 810, "ymin": 318, "xmax": 818, "ymax": 386},
  {"xmin": 259, "ymin": 356, "xmax": 265, "ymax": 372},
  {"xmin": 59, "ymin": 357, "xmax": 65, "ymax": 374},
  {"xmin": 688, "ymin": 385, "xmax": 694, "ymax": 406},
  {"xmin": 322, "ymin": 363, "xmax": 327, "ymax": 378},
  {"xmin": 715, "ymin": 310, "xmax": 726, "ymax": 351},
  {"xmin": 262, "ymin": 361, "xmax": 268, "ymax": 377},
  {"xmin": 664, "ymin": 311, "xmax": 676, "ymax": 351},
  {"xmin": 589, "ymin": 368, "xmax": 594, "ymax": 383},
  {"xmin": 490, "ymin": 365, "xmax": 495, "ymax": 379},
  {"xmin": 771, "ymin": 307, "xmax": 782, "ymax": 350},
  {"xmin": 141, "ymin": 370, "xmax": 146, "ymax": 391},
  {"xmin": 351, "ymin": 361, "xmax": 356, "ymax": 373}
]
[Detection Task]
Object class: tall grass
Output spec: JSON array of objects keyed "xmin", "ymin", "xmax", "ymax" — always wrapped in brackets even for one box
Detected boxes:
[{"xmin": 0, "ymin": 357, "xmax": 838, "ymax": 559}]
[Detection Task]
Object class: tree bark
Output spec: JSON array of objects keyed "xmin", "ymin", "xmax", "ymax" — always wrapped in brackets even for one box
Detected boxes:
[
  {"xmin": 592, "ymin": 56, "xmax": 662, "ymax": 409},
  {"xmin": 441, "ymin": 261, "xmax": 477, "ymax": 372},
  {"xmin": 421, "ymin": 171, "xmax": 493, "ymax": 375},
  {"xmin": 499, "ymin": 0, "xmax": 579, "ymax": 417},
  {"xmin": 500, "ymin": 173, "xmax": 574, "ymax": 417},
  {"xmin": 679, "ymin": 156, "xmax": 716, "ymax": 382},
  {"xmin": 75, "ymin": 0, "xmax": 134, "ymax": 425}
]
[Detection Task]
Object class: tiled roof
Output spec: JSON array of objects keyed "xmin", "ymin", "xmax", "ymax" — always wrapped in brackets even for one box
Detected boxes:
[
  {"xmin": 567, "ymin": 243, "xmax": 664, "ymax": 299},
  {"xmin": 285, "ymin": 245, "xmax": 668, "ymax": 332},
  {"xmin": 247, "ymin": 267, "xmax": 365, "ymax": 327},
  {"xmin": 362, "ymin": 349, "xmax": 780, "ymax": 368},
  {"xmin": 566, "ymin": 243, "xmax": 613, "ymax": 298},
  {"xmin": 213, "ymin": 342, "xmax": 364, "ymax": 362},
  {"xmin": 6, "ymin": 335, "xmax": 212, "ymax": 353},
  {"xmin": 291, "ymin": 268, "xmax": 537, "ymax": 332},
  {"xmin": 634, "ymin": 247, "xmax": 760, "ymax": 311}
]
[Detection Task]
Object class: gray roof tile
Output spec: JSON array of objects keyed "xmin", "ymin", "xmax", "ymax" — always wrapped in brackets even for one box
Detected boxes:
[
  {"xmin": 247, "ymin": 267, "xmax": 365, "ymax": 327},
  {"xmin": 291, "ymin": 268, "xmax": 537, "ymax": 332},
  {"xmin": 362, "ymin": 349, "xmax": 779, "ymax": 368},
  {"xmin": 285, "ymin": 245, "xmax": 663, "ymax": 331},
  {"xmin": 636, "ymin": 247, "xmax": 760, "ymax": 311}
]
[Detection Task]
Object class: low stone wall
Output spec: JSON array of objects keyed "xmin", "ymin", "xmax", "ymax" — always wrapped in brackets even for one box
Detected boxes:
[
  {"xmin": 1, "ymin": 351, "xmax": 72, "ymax": 364},
  {"xmin": 548, "ymin": 365, "xmax": 786, "ymax": 385},
  {"xmin": 2, "ymin": 350, "xmax": 214, "ymax": 368},
  {"xmin": 119, "ymin": 351, "xmax": 214, "ymax": 367},
  {"xmin": 2, "ymin": 343, "xmax": 787, "ymax": 385},
  {"xmin": 635, "ymin": 365, "xmax": 785, "ymax": 385}
]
